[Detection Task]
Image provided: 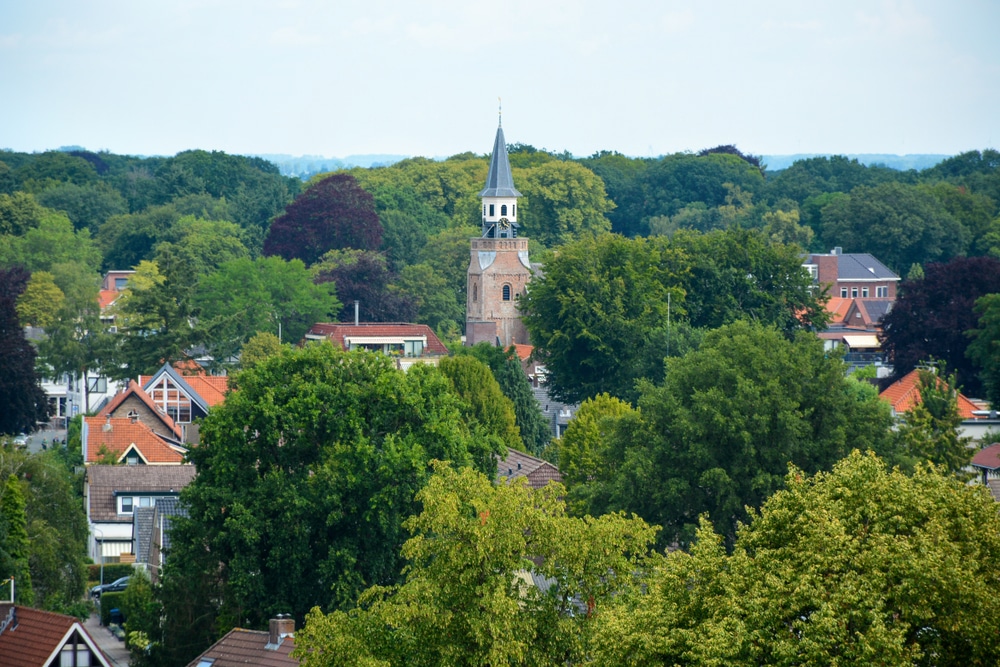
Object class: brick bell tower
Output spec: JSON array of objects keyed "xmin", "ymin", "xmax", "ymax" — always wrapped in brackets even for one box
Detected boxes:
[{"xmin": 466, "ymin": 113, "xmax": 531, "ymax": 347}]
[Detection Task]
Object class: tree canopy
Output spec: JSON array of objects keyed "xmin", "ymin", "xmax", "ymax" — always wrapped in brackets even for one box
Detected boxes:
[{"xmin": 0, "ymin": 265, "xmax": 48, "ymax": 435}]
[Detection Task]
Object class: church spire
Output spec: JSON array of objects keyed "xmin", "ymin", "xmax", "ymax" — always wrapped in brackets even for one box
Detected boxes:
[{"xmin": 479, "ymin": 122, "xmax": 521, "ymax": 198}]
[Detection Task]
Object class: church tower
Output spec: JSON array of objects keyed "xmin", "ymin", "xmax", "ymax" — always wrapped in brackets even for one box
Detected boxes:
[{"xmin": 466, "ymin": 116, "xmax": 531, "ymax": 347}]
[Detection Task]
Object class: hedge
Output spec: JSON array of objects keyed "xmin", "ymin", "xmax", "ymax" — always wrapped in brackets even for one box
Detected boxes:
[{"xmin": 88, "ymin": 563, "xmax": 133, "ymax": 583}]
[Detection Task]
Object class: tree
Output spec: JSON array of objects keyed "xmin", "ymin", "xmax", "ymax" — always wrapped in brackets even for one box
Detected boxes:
[
  {"xmin": 819, "ymin": 182, "xmax": 968, "ymax": 273},
  {"xmin": 394, "ymin": 262, "xmax": 464, "ymax": 333},
  {"xmin": 16, "ymin": 271, "xmax": 65, "ymax": 328},
  {"xmin": 155, "ymin": 345, "xmax": 502, "ymax": 663},
  {"xmin": 514, "ymin": 160, "xmax": 615, "ymax": 247},
  {"xmin": 0, "ymin": 208, "xmax": 102, "ymax": 273},
  {"xmin": 578, "ymin": 321, "xmax": 895, "ymax": 546},
  {"xmin": 0, "ymin": 191, "xmax": 48, "ymax": 236},
  {"xmin": 969, "ymin": 293, "xmax": 1000, "ymax": 407},
  {"xmin": 0, "ymin": 266, "xmax": 48, "ymax": 435},
  {"xmin": 438, "ymin": 355, "xmax": 520, "ymax": 471},
  {"xmin": 882, "ymin": 256, "xmax": 1000, "ymax": 397},
  {"xmin": 239, "ymin": 331, "xmax": 285, "ymax": 368},
  {"xmin": 35, "ymin": 181, "xmax": 128, "ymax": 233},
  {"xmin": 312, "ymin": 249, "xmax": 415, "ymax": 323},
  {"xmin": 293, "ymin": 463, "xmax": 657, "ymax": 667},
  {"xmin": 592, "ymin": 451, "xmax": 1000, "ymax": 666},
  {"xmin": 264, "ymin": 173, "xmax": 381, "ymax": 266},
  {"xmin": 0, "ymin": 474, "xmax": 33, "ymax": 604},
  {"xmin": 459, "ymin": 343, "xmax": 552, "ymax": 455},
  {"xmin": 521, "ymin": 234, "xmax": 688, "ymax": 404},
  {"xmin": 195, "ymin": 256, "xmax": 339, "ymax": 363},
  {"xmin": 897, "ymin": 364, "xmax": 973, "ymax": 474}
]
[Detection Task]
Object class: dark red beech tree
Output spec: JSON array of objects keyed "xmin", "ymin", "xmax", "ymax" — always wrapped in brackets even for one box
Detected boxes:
[
  {"xmin": 881, "ymin": 255, "xmax": 1000, "ymax": 397},
  {"xmin": 0, "ymin": 265, "xmax": 49, "ymax": 434},
  {"xmin": 263, "ymin": 173, "xmax": 381, "ymax": 266}
]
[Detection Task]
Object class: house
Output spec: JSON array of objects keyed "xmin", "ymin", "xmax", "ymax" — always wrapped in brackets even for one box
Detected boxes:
[
  {"xmin": 804, "ymin": 247, "xmax": 900, "ymax": 299},
  {"xmin": 186, "ymin": 616, "xmax": 298, "ymax": 667},
  {"xmin": 81, "ymin": 415, "xmax": 187, "ymax": 465},
  {"xmin": 304, "ymin": 322, "xmax": 449, "ymax": 369},
  {"xmin": 971, "ymin": 443, "xmax": 1000, "ymax": 486},
  {"xmin": 515, "ymin": 345, "xmax": 576, "ymax": 438},
  {"xmin": 497, "ymin": 448, "xmax": 563, "ymax": 490},
  {"xmin": 85, "ymin": 464, "xmax": 196, "ymax": 563},
  {"xmin": 879, "ymin": 369, "xmax": 1000, "ymax": 441},
  {"xmin": 98, "ymin": 379, "xmax": 183, "ymax": 443},
  {"xmin": 141, "ymin": 497, "xmax": 189, "ymax": 583},
  {"xmin": 139, "ymin": 361, "xmax": 229, "ymax": 443},
  {"xmin": 0, "ymin": 603, "xmax": 112, "ymax": 667}
]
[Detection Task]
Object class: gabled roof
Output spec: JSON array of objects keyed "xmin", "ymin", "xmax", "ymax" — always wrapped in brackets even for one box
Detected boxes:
[
  {"xmin": 972, "ymin": 443, "xmax": 1000, "ymax": 472},
  {"xmin": 141, "ymin": 363, "xmax": 212, "ymax": 414},
  {"xmin": 87, "ymin": 464, "xmax": 196, "ymax": 523},
  {"xmin": 497, "ymin": 448, "xmax": 563, "ymax": 490},
  {"xmin": 0, "ymin": 604, "xmax": 112, "ymax": 667},
  {"xmin": 186, "ymin": 628, "xmax": 298, "ymax": 667},
  {"xmin": 101, "ymin": 380, "xmax": 182, "ymax": 440},
  {"xmin": 823, "ymin": 297, "xmax": 852, "ymax": 324},
  {"xmin": 306, "ymin": 323, "xmax": 449, "ymax": 355},
  {"xmin": 835, "ymin": 253, "xmax": 899, "ymax": 281},
  {"xmin": 879, "ymin": 369, "xmax": 978, "ymax": 419},
  {"xmin": 512, "ymin": 344, "xmax": 533, "ymax": 361},
  {"xmin": 83, "ymin": 417, "xmax": 186, "ymax": 465},
  {"xmin": 98, "ymin": 289, "xmax": 120, "ymax": 311},
  {"xmin": 479, "ymin": 124, "xmax": 521, "ymax": 198}
]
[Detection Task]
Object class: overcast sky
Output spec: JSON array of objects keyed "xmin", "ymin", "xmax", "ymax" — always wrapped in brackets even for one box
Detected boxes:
[{"xmin": 1, "ymin": 1, "xmax": 997, "ymax": 159}]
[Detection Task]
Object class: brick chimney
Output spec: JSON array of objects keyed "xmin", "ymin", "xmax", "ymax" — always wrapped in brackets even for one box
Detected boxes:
[{"xmin": 267, "ymin": 615, "xmax": 295, "ymax": 650}]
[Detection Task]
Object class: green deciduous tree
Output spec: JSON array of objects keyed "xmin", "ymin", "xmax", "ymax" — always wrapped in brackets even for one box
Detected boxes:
[
  {"xmin": 16, "ymin": 271, "xmax": 64, "ymax": 328},
  {"xmin": 592, "ymin": 451, "xmax": 1000, "ymax": 666},
  {"xmin": 293, "ymin": 463, "xmax": 657, "ymax": 667},
  {"xmin": 0, "ymin": 474, "xmax": 33, "ymax": 604},
  {"xmin": 577, "ymin": 321, "xmax": 895, "ymax": 546},
  {"xmin": 514, "ymin": 160, "xmax": 615, "ymax": 247},
  {"xmin": 522, "ymin": 233, "xmax": 688, "ymax": 404},
  {"xmin": 155, "ymin": 344, "xmax": 503, "ymax": 664},
  {"xmin": 967, "ymin": 293, "xmax": 1000, "ymax": 408},
  {"xmin": 897, "ymin": 364, "xmax": 973, "ymax": 475}
]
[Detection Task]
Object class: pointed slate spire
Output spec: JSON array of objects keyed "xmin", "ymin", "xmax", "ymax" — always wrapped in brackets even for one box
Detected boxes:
[{"xmin": 479, "ymin": 124, "xmax": 521, "ymax": 198}]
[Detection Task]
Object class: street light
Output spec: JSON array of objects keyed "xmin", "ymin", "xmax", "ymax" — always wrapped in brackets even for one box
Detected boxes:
[{"xmin": 92, "ymin": 526, "xmax": 104, "ymax": 589}]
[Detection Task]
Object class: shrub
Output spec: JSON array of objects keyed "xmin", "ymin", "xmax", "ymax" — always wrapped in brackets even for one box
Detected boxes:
[{"xmin": 99, "ymin": 592, "xmax": 126, "ymax": 626}]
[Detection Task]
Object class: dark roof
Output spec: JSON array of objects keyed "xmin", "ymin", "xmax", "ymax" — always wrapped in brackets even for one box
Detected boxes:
[
  {"xmin": 497, "ymin": 448, "xmax": 563, "ymax": 490},
  {"xmin": 133, "ymin": 506, "xmax": 156, "ymax": 563},
  {"xmin": 479, "ymin": 124, "xmax": 521, "ymax": 198},
  {"xmin": 0, "ymin": 604, "xmax": 111, "ymax": 667},
  {"xmin": 860, "ymin": 299, "xmax": 893, "ymax": 323},
  {"xmin": 186, "ymin": 628, "xmax": 298, "ymax": 667},
  {"xmin": 836, "ymin": 253, "xmax": 899, "ymax": 281},
  {"xmin": 972, "ymin": 443, "xmax": 1000, "ymax": 471},
  {"xmin": 87, "ymin": 465, "xmax": 196, "ymax": 523},
  {"xmin": 153, "ymin": 497, "xmax": 189, "ymax": 555},
  {"xmin": 306, "ymin": 323, "xmax": 449, "ymax": 355}
]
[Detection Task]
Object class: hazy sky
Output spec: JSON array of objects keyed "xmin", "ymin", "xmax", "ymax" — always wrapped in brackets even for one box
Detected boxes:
[{"xmin": 2, "ymin": 1, "xmax": 997, "ymax": 159}]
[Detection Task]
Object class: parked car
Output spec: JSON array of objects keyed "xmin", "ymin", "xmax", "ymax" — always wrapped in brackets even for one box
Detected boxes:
[
  {"xmin": 90, "ymin": 576, "xmax": 130, "ymax": 598},
  {"xmin": 13, "ymin": 434, "xmax": 28, "ymax": 448}
]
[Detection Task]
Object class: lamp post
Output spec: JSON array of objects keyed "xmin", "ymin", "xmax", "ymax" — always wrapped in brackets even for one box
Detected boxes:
[{"xmin": 92, "ymin": 527, "xmax": 104, "ymax": 589}]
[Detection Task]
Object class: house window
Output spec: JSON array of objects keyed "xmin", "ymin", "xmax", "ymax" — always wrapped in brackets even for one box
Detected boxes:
[
  {"xmin": 88, "ymin": 376, "xmax": 108, "ymax": 394},
  {"xmin": 489, "ymin": 204, "xmax": 495, "ymax": 217},
  {"xmin": 126, "ymin": 452, "xmax": 139, "ymax": 466},
  {"xmin": 877, "ymin": 286, "xmax": 888, "ymax": 297},
  {"xmin": 851, "ymin": 287, "xmax": 858, "ymax": 298},
  {"xmin": 140, "ymin": 497, "xmax": 152, "ymax": 508},
  {"xmin": 115, "ymin": 277, "xmax": 129, "ymax": 290},
  {"xmin": 121, "ymin": 497, "xmax": 133, "ymax": 514},
  {"xmin": 501, "ymin": 204, "xmax": 508, "ymax": 216},
  {"xmin": 840, "ymin": 287, "xmax": 848, "ymax": 298},
  {"xmin": 502, "ymin": 284, "xmax": 512, "ymax": 301},
  {"xmin": 862, "ymin": 287, "xmax": 869, "ymax": 298}
]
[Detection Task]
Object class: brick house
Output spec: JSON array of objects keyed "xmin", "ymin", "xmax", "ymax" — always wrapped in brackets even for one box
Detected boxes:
[{"xmin": 804, "ymin": 247, "xmax": 900, "ymax": 299}]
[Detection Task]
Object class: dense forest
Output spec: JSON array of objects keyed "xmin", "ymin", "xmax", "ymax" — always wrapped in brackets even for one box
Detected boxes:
[{"xmin": 3, "ymin": 144, "xmax": 1000, "ymax": 665}]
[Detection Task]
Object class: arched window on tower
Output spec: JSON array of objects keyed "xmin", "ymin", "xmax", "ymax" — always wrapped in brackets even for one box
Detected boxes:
[
  {"xmin": 502, "ymin": 284, "xmax": 512, "ymax": 301},
  {"xmin": 501, "ymin": 204, "xmax": 508, "ymax": 216},
  {"xmin": 473, "ymin": 283, "xmax": 478, "ymax": 302},
  {"xmin": 489, "ymin": 204, "xmax": 495, "ymax": 217},
  {"xmin": 512, "ymin": 204, "xmax": 516, "ymax": 218}
]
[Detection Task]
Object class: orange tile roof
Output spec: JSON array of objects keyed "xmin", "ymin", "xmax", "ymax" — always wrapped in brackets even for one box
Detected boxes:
[
  {"xmin": 101, "ymin": 381, "xmax": 182, "ymax": 439},
  {"xmin": 879, "ymin": 369, "xmax": 978, "ymax": 419},
  {"xmin": 824, "ymin": 297, "xmax": 852, "ymax": 324},
  {"xmin": 84, "ymin": 417, "xmax": 185, "ymax": 464},
  {"xmin": 98, "ymin": 289, "xmax": 120, "ymax": 311},
  {"xmin": 139, "ymin": 362, "xmax": 229, "ymax": 408},
  {"xmin": 512, "ymin": 344, "xmax": 533, "ymax": 361}
]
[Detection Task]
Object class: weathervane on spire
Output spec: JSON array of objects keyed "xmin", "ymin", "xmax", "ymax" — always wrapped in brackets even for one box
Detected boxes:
[{"xmin": 498, "ymin": 97, "xmax": 502, "ymax": 127}]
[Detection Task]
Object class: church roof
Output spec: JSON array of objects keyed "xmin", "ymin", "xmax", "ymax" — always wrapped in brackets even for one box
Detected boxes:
[{"xmin": 479, "ymin": 124, "xmax": 521, "ymax": 198}]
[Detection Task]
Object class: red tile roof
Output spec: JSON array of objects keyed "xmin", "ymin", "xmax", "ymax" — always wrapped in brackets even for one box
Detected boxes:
[
  {"xmin": 879, "ymin": 369, "xmax": 978, "ymax": 419},
  {"xmin": 186, "ymin": 628, "xmax": 298, "ymax": 667},
  {"xmin": 98, "ymin": 289, "xmax": 120, "ymax": 311},
  {"xmin": 497, "ymin": 448, "xmax": 564, "ymax": 490},
  {"xmin": 101, "ymin": 380, "xmax": 182, "ymax": 439},
  {"xmin": 972, "ymin": 443, "xmax": 1000, "ymax": 471},
  {"xmin": 307, "ymin": 322, "xmax": 449, "ymax": 355},
  {"xmin": 139, "ymin": 362, "xmax": 229, "ymax": 408},
  {"xmin": 512, "ymin": 344, "xmax": 533, "ymax": 361},
  {"xmin": 0, "ymin": 604, "xmax": 111, "ymax": 667},
  {"xmin": 84, "ymin": 417, "xmax": 185, "ymax": 464},
  {"xmin": 824, "ymin": 297, "xmax": 852, "ymax": 324}
]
